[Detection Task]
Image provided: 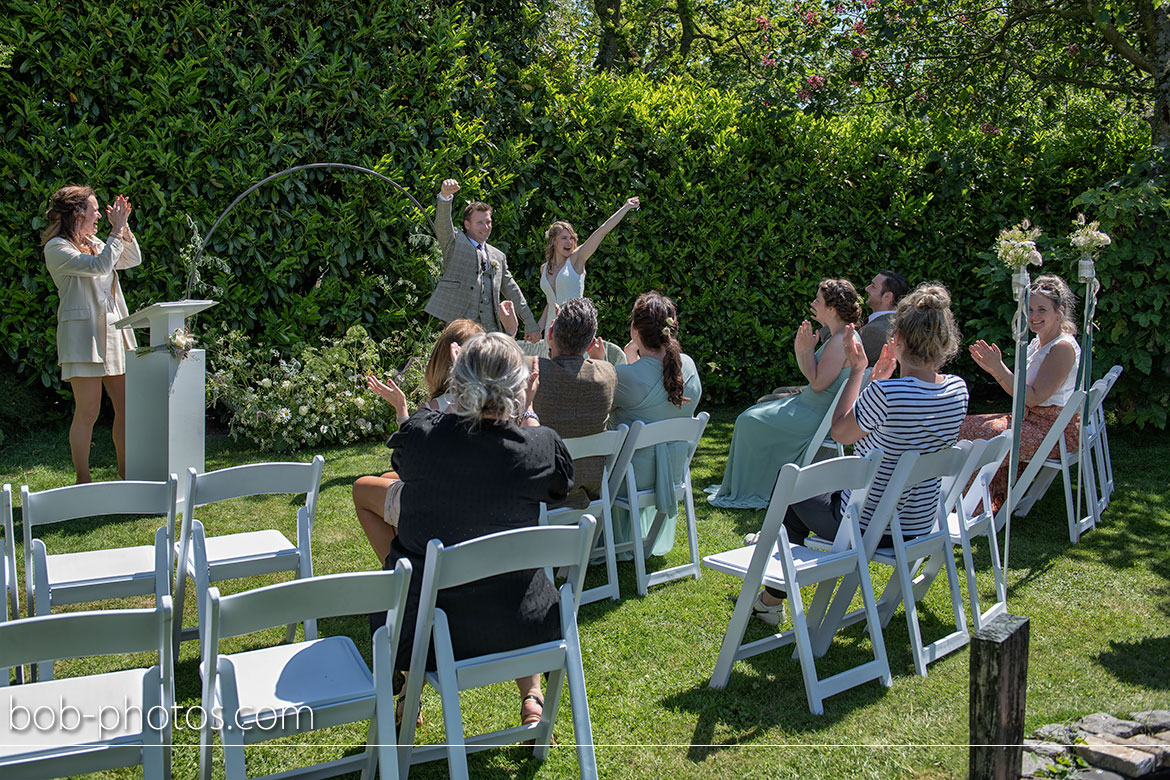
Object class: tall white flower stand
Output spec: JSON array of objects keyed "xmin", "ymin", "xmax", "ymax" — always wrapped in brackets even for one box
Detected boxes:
[
  {"xmin": 115, "ymin": 300, "xmax": 217, "ymax": 508},
  {"xmin": 1002, "ymin": 270, "xmax": 1030, "ymax": 571}
]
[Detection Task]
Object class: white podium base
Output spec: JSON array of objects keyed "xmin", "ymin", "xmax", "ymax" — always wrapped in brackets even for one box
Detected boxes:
[{"xmin": 124, "ymin": 348, "xmax": 206, "ymax": 509}]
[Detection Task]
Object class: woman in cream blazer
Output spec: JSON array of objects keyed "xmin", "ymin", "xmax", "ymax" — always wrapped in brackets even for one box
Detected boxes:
[{"xmin": 42, "ymin": 185, "xmax": 140, "ymax": 482}]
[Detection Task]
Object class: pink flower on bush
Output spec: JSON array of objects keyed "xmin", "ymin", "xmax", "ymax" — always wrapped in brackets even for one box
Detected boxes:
[
  {"xmin": 862, "ymin": 0, "xmax": 876, "ymax": 7},
  {"xmin": 1066, "ymin": 44, "xmax": 1080, "ymax": 56},
  {"xmin": 761, "ymin": 55, "xmax": 777, "ymax": 66},
  {"xmin": 806, "ymin": 74, "xmax": 826, "ymax": 89},
  {"xmin": 804, "ymin": 10, "xmax": 818, "ymax": 25},
  {"xmin": 980, "ymin": 123, "xmax": 1001, "ymax": 136},
  {"xmin": 853, "ymin": 21, "xmax": 867, "ymax": 35},
  {"xmin": 797, "ymin": 89, "xmax": 811, "ymax": 101},
  {"xmin": 756, "ymin": 15, "xmax": 770, "ymax": 29},
  {"xmin": 851, "ymin": 47, "xmax": 867, "ymax": 60}
]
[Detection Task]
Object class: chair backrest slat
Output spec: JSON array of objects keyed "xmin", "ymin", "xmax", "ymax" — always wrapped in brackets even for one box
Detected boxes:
[
  {"xmin": 561, "ymin": 426, "xmax": 627, "ymax": 462},
  {"xmin": 424, "ymin": 520, "xmax": 597, "ymax": 592},
  {"xmin": 186, "ymin": 457, "xmax": 323, "ymax": 510},
  {"xmin": 0, "ymin": 599, "xmax": 171, "ymax": 668},
  {"xmin": 861, "ymin": 445, "xmax": 969, "ymax": 556},
  {"xmin": 21, "ymin": 479, "xmax": 178, "ymax": 528},
  {"xmin": 214, "ymin": 566, "xmax": 412, "ymax": 640}
]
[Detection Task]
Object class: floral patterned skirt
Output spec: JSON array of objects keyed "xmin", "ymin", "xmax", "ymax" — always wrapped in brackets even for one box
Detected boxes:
[{"xmin": 959, "ymin": 404, "xmax": 1080, "ymax": 511}]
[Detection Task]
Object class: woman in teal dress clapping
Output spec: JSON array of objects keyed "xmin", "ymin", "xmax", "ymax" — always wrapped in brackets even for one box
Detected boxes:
[
  {"xmin": 706, "ymin": 279, "xmax": 862, "ymax": 509},
  {"xmin": 609, "ymin": 291, "xmax": 703, "ymax": 557}
]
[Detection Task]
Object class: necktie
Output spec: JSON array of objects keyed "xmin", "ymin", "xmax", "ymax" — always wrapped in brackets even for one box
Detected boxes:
[{"xmin": 477, "ymin": 244, "xmax": 488, "ymax": 273}]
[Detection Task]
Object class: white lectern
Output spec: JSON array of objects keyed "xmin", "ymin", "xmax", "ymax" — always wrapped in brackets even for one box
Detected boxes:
[{"xmin": 116, "ymin": 300, "xmax": 217, "ymax": 507}]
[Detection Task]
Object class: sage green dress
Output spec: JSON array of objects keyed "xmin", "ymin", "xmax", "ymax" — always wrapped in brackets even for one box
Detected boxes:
[
  {"xmin": 609, "ymin": 353, "xmax": 702, "ymax": 557},
  {"xmin": 706, "ymin": 344, "xmax": 850, "ymax": 510}
]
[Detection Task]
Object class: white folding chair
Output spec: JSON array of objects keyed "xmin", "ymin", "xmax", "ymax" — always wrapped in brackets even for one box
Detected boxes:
[
  {"xmin": 539, "ymin": 425, "xmax": 630, "ymax": 604},
  {"xmin": 20, "ymin": 477, "xmax": 178, "ymax": 681},
  {"xmin": 1, "ymin": 485, "xmax": 20, "ymax": 685},
  {"xmin": 803, "ymin": 369, "xmax": 870, "ymax": 466},
  {"xmin": 704, "ymin": 454, "xmax": 892, "ymax": 714},
  {"xmin": 809, "ymin": 445, "xmax": 973, "ymax": 677},
  {"xmin": 612, "ymin": 412, "xmax": 710, "ymax": 596},
  {"xmin": 0, "ymin": 598, "xmax": 174, "ymax": 780},
  {"xmin": 397, "ymin": 517, "xmax": 599, "ymax": 780},
  {"xmin": 1006, "ymin": 388, "xmax": 1094, "ymax": 542},
  {"xmin": 199, "ymin": 565, "xmax": 412, "ymax": 780},
  {"xmin": 1085, "ymin": 366, "xmax": 1122, "ymax": 518},
  {"xmin": 941, "ymin": 434, "xmax": 1011, "ymax": 632},
  {"xmin": 174, "ymin": 456, "xmax": 324, "ymax": 652}
]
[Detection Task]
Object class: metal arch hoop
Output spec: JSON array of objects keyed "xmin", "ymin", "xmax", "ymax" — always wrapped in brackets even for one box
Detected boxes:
[{"xmin": 184, "ymin": 162, "xmax": 434, "ymax": 300}]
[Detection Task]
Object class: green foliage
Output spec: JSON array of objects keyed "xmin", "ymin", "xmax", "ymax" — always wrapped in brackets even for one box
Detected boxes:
[{"xmin": 207, "ymin": 325, "xmax": 431, "ymax": 451}]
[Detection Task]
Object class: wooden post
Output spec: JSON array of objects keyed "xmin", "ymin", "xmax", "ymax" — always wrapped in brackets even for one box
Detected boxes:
[{"xmin": 970, "ymin": 614, "xmax": 1030, "ymax": 780}]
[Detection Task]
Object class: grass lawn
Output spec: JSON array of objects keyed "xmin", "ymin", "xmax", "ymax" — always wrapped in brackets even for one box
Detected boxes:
[{"xmin": 2, "ymin": 406, "xmax": 1166, "ymax": 779}]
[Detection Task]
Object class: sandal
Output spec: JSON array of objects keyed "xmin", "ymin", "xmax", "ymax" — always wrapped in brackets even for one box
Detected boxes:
[
  {"xmin": 521, "ymin": 694, "xmax": 554, "ymax": 746},
  {"xmin": 395, "ymin": 692, "xmax": 423, "ymax": 729}
]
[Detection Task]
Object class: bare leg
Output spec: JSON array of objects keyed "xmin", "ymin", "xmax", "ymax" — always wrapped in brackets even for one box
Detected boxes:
[
  {"xmin": 68, "ymin": 377, "xmax": 103, "ymax": 483},
  {"xmin": 518, "ymin": 674, "xmax": 544, "ymax": 744},
  {"xmin": 103, "ymin": 374, "xmax": 127, "ymax": 479},
  {"xmin": 353, "ymin": 473, "xmax": 399, "ymax": 563}
]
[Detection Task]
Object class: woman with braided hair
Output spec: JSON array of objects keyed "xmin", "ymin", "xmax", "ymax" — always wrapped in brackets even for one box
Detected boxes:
[
  {"xmin": 707, "ymin": 279, "xmax": 862, "ymax": 510},
  {"xmin": 609, "ymin": 291, "xmax": 703, "ymax": 557}
]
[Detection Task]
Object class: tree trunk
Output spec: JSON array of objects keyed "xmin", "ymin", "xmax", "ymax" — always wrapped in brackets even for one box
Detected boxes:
[
  {"xmin": 1152, "ymin": 3, "xmax": 1170, "ymax": 146},
  {"xmin": 593, "ymin": 0, "xmax": 624, "ymax": 72}
]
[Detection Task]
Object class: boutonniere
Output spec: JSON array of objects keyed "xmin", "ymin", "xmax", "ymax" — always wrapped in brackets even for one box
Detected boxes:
[{"xmin": 489, "ymin": 258, "xmax": 500, "ymax": 271}]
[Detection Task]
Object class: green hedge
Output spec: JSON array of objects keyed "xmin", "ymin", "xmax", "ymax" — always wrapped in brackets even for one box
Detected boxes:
[{"xmin": 2, "ymin": 1, "xmax": 1163, "ymax": 431}]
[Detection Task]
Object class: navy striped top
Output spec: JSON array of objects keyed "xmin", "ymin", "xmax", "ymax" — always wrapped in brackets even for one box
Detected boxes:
[{"xmin": 845, "ymin": 374, "xmax": 969, "ymax": 538}]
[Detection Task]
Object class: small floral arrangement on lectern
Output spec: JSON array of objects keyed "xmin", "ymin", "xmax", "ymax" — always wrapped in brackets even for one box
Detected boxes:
[
  {"xmin": 168, "ymin": 328, "xmax": 197, "ymax": 360},
  {"xmin": 1068, "ymin": 213, "xmax": 1111, "ymax": 258},
  {"xmin": 995, "ymin": 220, "xmax": 1044, "ymax": 269}
]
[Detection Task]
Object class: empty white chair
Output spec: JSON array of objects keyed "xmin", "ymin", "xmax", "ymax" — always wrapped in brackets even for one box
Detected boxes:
[
  {"xmin": 925, "ymin": 434, "xmax": 1012, "ymax": 633},
  {"xmin": 21, "ymin": 476, "xmax": 178, "ymax": 681},
  {"xmin": 540, "ymin": 424, "xmax": 630, "ymax": 604},
  {"xmin": 0, "ymin": 598, "xmax": 174, "ymax": 780},
  {"xmin": 810, "ymin": 445, "xmax": 973, "ymax": 677},
  {"xmin": 174, "ymin": 456, "xmax": 324, "ymax": 651},
  {"xmin": 396, "ymin": 518, "xmax": 599, "ymax": 780},
  {"xmin": 1084, "ymin": 366, "xmax": 1122, "ymax": 519},
  {"xmin": 1, "ymin": 485, "xmax": 19, "ymax": 684},
  {"xmin": 704, "ymin": 454, "xmax": 891, "ymax": 715},
  {"xmin": 199, "ymin": 565, "xmax": 412, "ymax": 780},
  {"xmin": 1007, "ymin": 388, "xmax": 1095, "ymax": 542},
  {"xmin": 612, "ymin": 412, "xmax": 710, "ymax": 596}
]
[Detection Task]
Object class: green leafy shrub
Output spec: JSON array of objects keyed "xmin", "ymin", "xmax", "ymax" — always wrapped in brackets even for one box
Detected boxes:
[{"xmin": 207, "ymin": 325, "xmax": 432, "ymax": 451}]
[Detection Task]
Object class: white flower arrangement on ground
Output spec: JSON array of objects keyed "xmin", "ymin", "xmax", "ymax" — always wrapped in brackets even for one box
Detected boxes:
[
  {"xmin": 1068, "ymin": 213, "xmax": 1111, "ymax": 258},
  {"xmin": 207, "ymin": 325, "xmax": 430, "ymax": 452},
  {"xmin": 995, "ymin": 219, "xmax": 1044, "ymax": 269}
]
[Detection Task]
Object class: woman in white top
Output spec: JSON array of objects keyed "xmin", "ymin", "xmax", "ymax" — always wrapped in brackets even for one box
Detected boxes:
[
  {"xmin": 959, "ymin": 274, "xmax": 1081, "ymax": 511},
  {"xmin": 538, "ymin": 197, "xmax": 640, "ymax": 339},
  {"xmin": 42, "ymin": 185, "xmax": 139, "ymax": 483}
]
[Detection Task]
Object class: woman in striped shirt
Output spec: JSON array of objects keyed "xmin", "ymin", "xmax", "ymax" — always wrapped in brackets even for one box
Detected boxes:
[{"xmin": 750, "ymin": 283, "xmax": 969, "ymax": 625}]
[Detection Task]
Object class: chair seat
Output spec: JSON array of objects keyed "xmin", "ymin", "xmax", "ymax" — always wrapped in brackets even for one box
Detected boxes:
[
  {"xmin": 703, "ymin": 543, "xmax": 856, "ymax": 589},
  {"xmin": 45, "ymin": 545, "xmax": 157, "ymax": 589},
  {"xmin": 0, "ymin": 668, "xmax": 148, "ymax": 758},
  {"xmin": 208, "ymin": 637, "xmax": 374, "ymax": 721},
  {"xmin": 194, "ymin": 530, "xmax": 298, "ymax": 567}
]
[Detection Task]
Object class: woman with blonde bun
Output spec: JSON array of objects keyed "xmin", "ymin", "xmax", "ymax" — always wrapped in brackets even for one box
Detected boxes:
[
  {"xmin": 42, "ymin": 185, "xmax": 141, "ymax": 483},
  {"xmin": 373, "ymin": 331, "xmax": 573, "ymax": 731},
  {"xmin": 747, "ymin": 283, "xmax": 970, "ymax": 625}
]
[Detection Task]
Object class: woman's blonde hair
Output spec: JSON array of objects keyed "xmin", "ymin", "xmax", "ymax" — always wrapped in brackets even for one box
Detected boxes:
[
  {"xmin": 894, "ymin": 282, "xmax": 961, "ymax": 367},
  {"xmin": 450, "ymin": 332, "xmax": 529, "ymax": 424},
  {"xmin": 1030, "ymin": 274, "xmax": 1078, "ymax": 335},
  {"xmin": 423, "ymin": 319, "xmax": 485, "ymax": 399},
  {"xmin": 41, "ymin": 185, "xmax": 95, "ymax": 248},
  {"xmin": 543, "ymin": 220, "xmax": 578, "ymax": 264}
]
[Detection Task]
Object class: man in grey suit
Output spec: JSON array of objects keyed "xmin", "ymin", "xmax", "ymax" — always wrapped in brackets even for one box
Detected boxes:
[
  {"xmin": 424, "ymin": 178, "xmax": 540, "ymax": 339},
  {"xmin": 531, "ymin": 297, "xmax": 617, "ymax": 509},
  {"xmin": 859, "ymin": 269, "xmax": 909, "ymax": 364}
]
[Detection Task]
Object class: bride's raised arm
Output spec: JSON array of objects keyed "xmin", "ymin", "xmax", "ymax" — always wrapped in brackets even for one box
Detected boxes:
[{"xmin": 570, "ymin": 196, "xmax": 640, "ymax": 271}]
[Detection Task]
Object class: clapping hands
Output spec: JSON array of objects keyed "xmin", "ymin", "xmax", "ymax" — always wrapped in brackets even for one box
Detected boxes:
[
  {"xmin": 842, "ymin": 324, "xmax": 868, "ymax": 372},
  {"xmin": 366, "ymin": 373, "xmax": 408, "ymax": 421},
  {"xmin": 106, "ymin": 195, "xmax": 131, "ymax": 233},
  {"xmin": 871, "ymin": 341, "xmax": 897, "ymax": 381},
  {"xmin": 794, "ymin": 320, "xmax": 818, "ymax": 353},
  {"xmin": 969, "ymin": 340, "xmax": 1005, "ymax": 377}
]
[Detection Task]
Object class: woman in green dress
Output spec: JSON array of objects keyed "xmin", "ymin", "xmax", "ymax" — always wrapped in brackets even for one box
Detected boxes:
[
  {"xmin": 610, "ymin": 291, "xmax": 703, "ymax": 557},
  {"xmin": 706, "ymin": 279, "xmax": 862, "ymax": 509}
]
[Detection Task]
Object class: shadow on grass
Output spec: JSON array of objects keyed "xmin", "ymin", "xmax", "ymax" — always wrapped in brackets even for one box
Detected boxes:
[{"xmin": 1095, "ymin": 634, "xmax": 1170, "ymax": 690}]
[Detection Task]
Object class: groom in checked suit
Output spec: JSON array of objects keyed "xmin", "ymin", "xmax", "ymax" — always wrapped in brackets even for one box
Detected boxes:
[{"xmin": 424, "ymin": 178, "xmax": 540, "ymax": 339}]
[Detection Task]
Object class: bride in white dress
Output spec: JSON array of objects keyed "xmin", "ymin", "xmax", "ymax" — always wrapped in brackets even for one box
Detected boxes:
[{"xmin": 539, "ymin": 197, "xmax": 640, "ymax": 339}]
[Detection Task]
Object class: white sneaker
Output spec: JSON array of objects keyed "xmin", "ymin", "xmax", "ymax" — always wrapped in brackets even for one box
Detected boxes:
[{"xmin": 750, "ymin": 591, "xmax": 785, "ymax": 626}]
